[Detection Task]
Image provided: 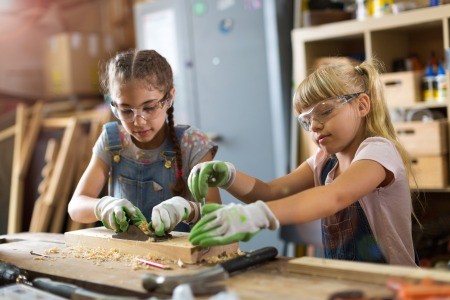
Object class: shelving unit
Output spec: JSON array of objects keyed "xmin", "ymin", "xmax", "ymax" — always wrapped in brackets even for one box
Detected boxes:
[{"xmin": 290, "ymin": 5, "xmax": 450, "ymax": 191}]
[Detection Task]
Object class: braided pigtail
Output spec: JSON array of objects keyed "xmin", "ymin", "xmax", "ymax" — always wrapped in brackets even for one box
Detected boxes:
[{"xmin": 166, "ymin": 106, "xmax": 188, "ymax": 197}]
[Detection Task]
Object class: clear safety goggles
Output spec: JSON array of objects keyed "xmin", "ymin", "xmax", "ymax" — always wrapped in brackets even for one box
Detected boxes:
[
  {"xmin": 297, "ymin": 92, "xmax": 363, "ymax": 132},
  {"xmin": 110, "ymin": 94, "xmax": 171, "ymax": 123}
]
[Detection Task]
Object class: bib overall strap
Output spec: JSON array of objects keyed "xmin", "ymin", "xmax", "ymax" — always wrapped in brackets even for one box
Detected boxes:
[
  {"xmin": 174, "ymin": 124, "xmax": 190, "ymax": 143},
  {"xmin": 320, "ymin": 155, "xmax": 338, "ymax": 185},
  {"xmin": 104, "ymin": 121, "xmax": 122, "ymax": 152},
  {"xmin": 104, "ymin": 121, "xmax": 122, "ymax": 196}
]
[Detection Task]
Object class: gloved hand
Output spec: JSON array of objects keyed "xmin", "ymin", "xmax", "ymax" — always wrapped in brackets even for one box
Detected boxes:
[
  {"xmin": 189, "ymin": 200, "xmax": 279, "ymax": 247},
  {"xmin": 94, "ymin": 196, "xmax": 147, "ymax": 233},
  {"xmin": 150, "ymin": 196, "xmax": 199, "ymax": 236},
  {"xmin": 188, "ymin": 161, "xmax": 236, "ymax": 201}
]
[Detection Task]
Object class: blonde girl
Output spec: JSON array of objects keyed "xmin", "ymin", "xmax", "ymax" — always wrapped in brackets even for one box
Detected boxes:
[{"xmin": 187, "ymin": 59, "xmax": 418, "ymax": 266}]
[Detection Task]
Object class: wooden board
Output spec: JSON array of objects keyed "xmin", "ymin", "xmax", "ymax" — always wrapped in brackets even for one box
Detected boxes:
[
  {"xmin": 0, "ymin": 233, "xmax": 395, "ymax": 300},
  {"xmin": 287, "ymin": 257, "xmax": 450, "ymax": 284},
  {"xmin": 64, "ymin": 227, "xmax": 239, "ymax": 264}
]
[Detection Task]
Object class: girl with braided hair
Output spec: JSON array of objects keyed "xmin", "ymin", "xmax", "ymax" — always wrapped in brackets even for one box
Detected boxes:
[{"xmin": 69, "ymin": 49, "xmax": 220, "ymax": 235}]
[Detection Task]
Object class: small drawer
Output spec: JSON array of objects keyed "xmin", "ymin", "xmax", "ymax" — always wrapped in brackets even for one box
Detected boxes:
[
  {"xmin": 410, "ymin": 155, "xmax": 448, "ymax": 189},
  {"xmin": 381, "ymin": 71, "xmax": 422, "ymax": 106},
  {"xmin": 395, "ymin": 121, "xmax": 448, "ymax": 156}
]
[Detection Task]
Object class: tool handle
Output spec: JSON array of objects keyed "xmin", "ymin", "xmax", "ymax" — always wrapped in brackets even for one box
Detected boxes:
[
  {"xmin": 220, "ymin": 246, "xmax": 278, "ymax": 274},
  {"xmin": 32, "ymin": 277, "xmax": 77, "ymax": 298}
]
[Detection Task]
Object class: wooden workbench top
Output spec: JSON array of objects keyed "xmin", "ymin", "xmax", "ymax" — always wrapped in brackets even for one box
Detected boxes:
[{"xmin": 0, "ymin": 232, "xmax": 394, "ymax": 299}]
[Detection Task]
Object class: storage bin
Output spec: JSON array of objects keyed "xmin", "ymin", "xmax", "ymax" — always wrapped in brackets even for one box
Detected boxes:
[
  {"xmin": 410, "ymin": 155, "xmax": 448, "ymax": 189},
  {"xmin": 380, "ymin": 71, "xmax": 422, "ymax": 106},
  {"xmin": 394, "ymin": 120, "xmax": 448, "ymax": 156}
]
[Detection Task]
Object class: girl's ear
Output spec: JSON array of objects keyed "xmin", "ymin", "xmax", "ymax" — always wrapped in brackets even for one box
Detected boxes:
[
  {"xmin": 168, "ymin": 87, "xmax": 176, "ymax": 107},
  {"xmin": 357, "ymin": 93, "xmax": 370, "ymax": 117}
]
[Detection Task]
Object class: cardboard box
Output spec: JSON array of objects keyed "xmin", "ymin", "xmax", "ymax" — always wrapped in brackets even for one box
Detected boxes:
[
  {"xmin": 395, "ymin": 120, "xmax": 448, "ymax": 156},
  {"xmin": 410, "ymin": 155, "xmax": 448, "ymax": 189},
  {"xmin": 381, "ymin": 71, "xmax": 422, "ymax": 106},
  {"xmin": 44, "ymin": 32, "xmax": 114, "ymax": 97}
]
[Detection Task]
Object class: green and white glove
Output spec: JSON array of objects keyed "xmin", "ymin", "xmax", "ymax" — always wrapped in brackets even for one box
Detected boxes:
[
  {"xmin": 94, "ymin": 196, "xmax": 147, "ymax": 233},
  {"xmin": 150, "ymin": 196, "xmax": 200, "ymax": 236},
  {"xmin": 189, "ymin": 200, "xmax": 279, "ymax": 247},
  {"xmin": 188, "ymin": 161, "xmax": 236, "ymax": 201}
]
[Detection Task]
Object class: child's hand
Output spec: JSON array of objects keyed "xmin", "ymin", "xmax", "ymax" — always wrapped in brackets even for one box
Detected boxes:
[
  {"xmin": 149, "ymin": 196, "xmax": 196, "ymax": 236},
  {"xmin": 188, "ymin": 161, "xmax": 236, "ymax": 200},
  {"xmin": 94, "ymin": 196, "xmax": 146, "ymax": 232},
  {"xmin": 189, "ymin": 200, "xmax": 279, "ymax": 247}
]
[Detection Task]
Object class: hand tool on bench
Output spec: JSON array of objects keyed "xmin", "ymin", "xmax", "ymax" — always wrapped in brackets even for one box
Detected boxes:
[
  {"xmin": 112, "ymin": 224, "xmax": 172, "ymax": 242},
  {"xmin": 142, "ymin": 246, "xmax": 278, "ymax": 295},
  {"xmin": 32, "ymin": 278, "xmax": 143, "ymax": 300},
  {"xmin": 1, "ymin": 261, "xmax": 146, "ymax": 299}
]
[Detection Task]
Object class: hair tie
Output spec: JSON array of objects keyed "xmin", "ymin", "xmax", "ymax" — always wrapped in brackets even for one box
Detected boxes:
[
  {"xmin": 354, "ymin": 65, "xmax": 365, "ymax": 76},
  {"xmin": 176, "ymin": 169, "xmax": 183, "ymax": 179}
]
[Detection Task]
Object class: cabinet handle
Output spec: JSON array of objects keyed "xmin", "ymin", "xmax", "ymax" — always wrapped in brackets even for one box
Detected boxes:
[
  {"xmin": 397, "ymin": 129, "xmax": 415, "ymax": 135},
  {"xmin": 207, "ymin": 133, "xmax": 223, "ymax": 142}
]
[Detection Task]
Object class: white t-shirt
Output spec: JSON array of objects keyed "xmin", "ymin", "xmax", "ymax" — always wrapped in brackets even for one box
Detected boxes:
[{"xmin": 307, "ymin": 137, "xmax": 417, "ymax": 266}]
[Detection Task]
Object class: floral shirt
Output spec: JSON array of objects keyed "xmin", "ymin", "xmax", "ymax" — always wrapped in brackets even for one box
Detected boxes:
[{"xmin": 93, "ymin": 124, "xmax": 218, "ymax": 183}]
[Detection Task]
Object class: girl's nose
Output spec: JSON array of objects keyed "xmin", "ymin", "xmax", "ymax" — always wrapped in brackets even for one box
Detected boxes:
[
  {"xmin": 310, "ymin": 118, "xmax": 323, "ymax": 132},
  {"xmin": 133, "ymin": 114, "xmax": 147, "ymax": 126}
]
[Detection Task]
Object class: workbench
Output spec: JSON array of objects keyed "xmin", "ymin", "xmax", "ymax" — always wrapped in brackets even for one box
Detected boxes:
[{"xmin": 0, "ymin": 232, "xmax": 394, "ymax": 299}]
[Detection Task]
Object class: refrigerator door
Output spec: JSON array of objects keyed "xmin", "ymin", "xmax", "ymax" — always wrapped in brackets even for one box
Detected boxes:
[
  {"xmin": 134, "ymin": 0, "xmax": 292, "ymax": 252},
  {"xmin": 134, "ymin": 0, "xmax": 197, "ymax": 125}
]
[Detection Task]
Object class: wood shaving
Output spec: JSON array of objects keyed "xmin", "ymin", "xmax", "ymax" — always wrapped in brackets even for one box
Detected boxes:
[
  {"xmin": 138, "ymin": 221, "xmax": 151, "ymax": 235},
  {"xmin": 45, "ymin": 247, "xmax": 60, "ymax": 254},
  {"xmin": 38, "ymin": 244, "xmax": 241, "ymax": 270},
  {"xmin": 32, "ymin": 257, "xmax": 46, "ymax": 261},
  {"xmin": 64, "ymin": 246, "xmax": 135, "ymax": 263},
  {"xmin": 177, "ymin": 258, "xmax": 185, "ymax": 268},
  {"xmin": 201, "ymin": 249, "xmax": 244, "ymax": 264}
]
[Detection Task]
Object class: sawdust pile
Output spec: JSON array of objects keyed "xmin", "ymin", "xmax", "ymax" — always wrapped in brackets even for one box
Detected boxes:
[
  {"xmin": 201, "ymin": 249, "xmax": 244, "ymax": 264},
  {"xmin": 38, "ymin": 245, "xmax": 244, "ymax": 270}
]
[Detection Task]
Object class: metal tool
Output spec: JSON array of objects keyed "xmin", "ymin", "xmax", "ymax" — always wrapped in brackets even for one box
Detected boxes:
[
  {"xmin": 1, "ymin": 261, "xmax": 146, "ymax": 299},
  {"xmin": 142, "ymin": 246, "xmax": 278, "ymax": 295},
  {"xmin": 112, "ymin": 225, "xmax": 172, "ymax": 242},
  {"xmin": 32, "ymin": 278, "xmax": 143, "ymax": 300},
  {"xmin": 30, "ymin": 250, "xmax": 49, "ymax": 258}
]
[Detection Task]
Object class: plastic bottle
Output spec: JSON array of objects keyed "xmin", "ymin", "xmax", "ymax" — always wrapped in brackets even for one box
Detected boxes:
[
  {"xmin": 434, "ymin": 65, "xmax": 447, "ymax": 102},
  {"xmin": 422, "ymin": 65, "xmax": 436, "ymax": 102},
  {"xmin": 356, "ymin": 0, "xmax": 368, "ymax": 20}
]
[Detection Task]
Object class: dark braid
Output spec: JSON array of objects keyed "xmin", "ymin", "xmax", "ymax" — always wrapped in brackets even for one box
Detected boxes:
[{"xmin": 166, "ymin": 106, "xmax": 187, "ymax": 197}]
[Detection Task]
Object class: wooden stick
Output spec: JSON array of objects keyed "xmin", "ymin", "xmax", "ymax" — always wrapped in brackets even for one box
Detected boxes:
[
  {"xmin": 50, "ymin": 133, "xmax": 78, "ymax": 233},
  {"xmin": 29, "ymin": 139, "xmax": 58, "ymax": 232},
  {"xmin": 37, "ymin": 119, "xmax": 78, "ymax": 232},
  {"xmin": 0, "ymin": 126, "xmax": 15, "ymax": 142},
  {"xmin": 19, "ymin": 101, "xmax": 43, "ymax": 177},
  {"xmin": 287, "ymin": 257, "xmax": 450, "ymax": 284},
  {"xmin": 8, "ymin": 104, "xmax": 27, "ymax": 234}
]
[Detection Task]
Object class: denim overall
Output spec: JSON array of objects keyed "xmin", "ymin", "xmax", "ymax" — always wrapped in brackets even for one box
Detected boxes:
[
  {"xmin": 320, "ymin": 156, "xmax": 388, "ymax": 263},
  {"xmin": 105, "ymin": 121, "xmax": 190, "ymax": 232}
]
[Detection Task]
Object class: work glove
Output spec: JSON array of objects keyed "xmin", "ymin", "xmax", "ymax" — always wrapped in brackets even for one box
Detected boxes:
[
  {"xmin": 150, "ymin": 196, "xmax": 200, "ymax": 236},
  {"xmin": 188, "ymin": 161, "xmax": 236, "ymax": 201},
  {"xmin": 189, "ymin": 200, "xmax": 279, "ymax": 247},
  {"xmin": 94, "ymin": 196, "xmax": 147, "ymax": 233}
]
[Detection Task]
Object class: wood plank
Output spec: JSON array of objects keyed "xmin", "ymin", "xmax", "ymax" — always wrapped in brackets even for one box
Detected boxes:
[
  {"xmin": 8, "ymin": 104, "xmax": 27, "ymax": 234},
  {"xmin": 19, "ymin": 101, "xmax": 44, "ymax": 176},
  {"xmin": 29, "ymin": 139, "xmax": 59, "ymax": 232},
  {"xmin": 287, "ymin": 257, "xmax": 450, "ymax": 284},
  {"xmin": 0, "ymin": 236, "xmax": 394, "ymax": 300},
  {"xmin": 37, "ymin": 118, "xmax": 78, "ymax": 232},
  {"xmin": 64, "ymin": 227, "xmax": 239, "ymax": 264},
  {"xmin": 0, "ymin": 125, "xmax": 15, "ymax": 142}
]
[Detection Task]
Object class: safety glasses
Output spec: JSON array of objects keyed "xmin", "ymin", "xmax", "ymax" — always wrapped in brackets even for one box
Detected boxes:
[
  {"xmin": 110, "ymin": 94, "xmax": 171, "ymax": 123},
  {"xmin": 297, "ymin": 92, "xmax": 363, "ymax": 131}
]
